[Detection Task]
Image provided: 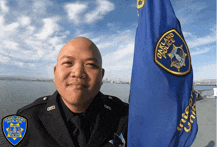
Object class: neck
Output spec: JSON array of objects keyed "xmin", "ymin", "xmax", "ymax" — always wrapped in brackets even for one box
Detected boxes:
[{"xmin": 61, "ymin": 97, "xmax": 94, "ymax": 113}]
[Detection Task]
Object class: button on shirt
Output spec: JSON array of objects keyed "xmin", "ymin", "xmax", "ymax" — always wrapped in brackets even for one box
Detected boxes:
[{"xmin": 58, "ymin": 93, "xmax": 101, "ymax": 147}]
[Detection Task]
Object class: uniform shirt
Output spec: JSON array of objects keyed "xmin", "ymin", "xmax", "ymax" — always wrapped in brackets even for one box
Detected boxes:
[
  {"xmin": 58, "ymin": 93, "xmax": 101, "ymax": 146},
  {"xmin": 0, "ymin": 91, "xmax": 128, "ymax": 147}
]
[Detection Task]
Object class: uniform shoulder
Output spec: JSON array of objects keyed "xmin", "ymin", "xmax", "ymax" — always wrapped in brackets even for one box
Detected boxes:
[
  {"xmin": 101, "ymin": 93, "xmax": 129, "ymax": 113},
  {"xmin": 17, "ymin": 95, "xmax": 50, "ymax": 114}
]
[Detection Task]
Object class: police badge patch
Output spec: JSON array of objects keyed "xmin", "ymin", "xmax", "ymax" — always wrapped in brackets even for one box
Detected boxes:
[
  {"xmin": 155, "ymin": 29, "xmax": 191, "ymax": 76},
  {"xmin": 2, "ymin": 115, "xmax": 27, "ymax": 146}
]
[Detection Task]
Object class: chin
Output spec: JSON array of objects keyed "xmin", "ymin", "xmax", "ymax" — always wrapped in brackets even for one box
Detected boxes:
[{"xmin": 65, "ymin": 92, "xmax": 93, "ymax": 104}]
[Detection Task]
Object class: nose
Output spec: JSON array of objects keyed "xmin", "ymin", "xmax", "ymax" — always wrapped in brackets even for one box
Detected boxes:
[{"xmin": 70, "ymin": 63, "xmax": 86, "ymax": 79}]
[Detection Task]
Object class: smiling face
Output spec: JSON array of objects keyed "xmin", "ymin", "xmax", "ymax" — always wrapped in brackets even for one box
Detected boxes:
[{"xmin": 54, "ymin": 37, "xmax": 104, "ymax": 111}]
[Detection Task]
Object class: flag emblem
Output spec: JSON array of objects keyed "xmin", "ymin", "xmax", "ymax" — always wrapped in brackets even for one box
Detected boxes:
[
  {"xmin": 2, "ymin": 115, "xmax": 27, "ymax": 146},
  {"xmin": 155, "ymin": 29, "xmax": 191, "ymax": 76}
]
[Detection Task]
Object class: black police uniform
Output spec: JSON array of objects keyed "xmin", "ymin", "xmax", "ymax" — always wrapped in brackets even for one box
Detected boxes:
[{"xmin": 1, "ymin": 91, "xmax": 128, "ymax": 147}]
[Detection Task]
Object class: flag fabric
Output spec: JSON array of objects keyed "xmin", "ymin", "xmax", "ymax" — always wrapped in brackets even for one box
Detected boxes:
[{"xmin": 128, "ymin": 0, "xmax": 198, "ymax": 147}]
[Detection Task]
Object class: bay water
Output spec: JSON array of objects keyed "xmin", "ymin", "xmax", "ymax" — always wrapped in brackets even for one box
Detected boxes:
[
  {"xmin": 0, "ymin": 80, "xmax": 130, "ymax": 120},
  {"xmin": 0, "ymin": 80, "xmax": 215, "ymax": 120}
]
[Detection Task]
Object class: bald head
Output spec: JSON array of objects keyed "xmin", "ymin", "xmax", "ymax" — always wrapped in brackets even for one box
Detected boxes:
[
  {"xmin": 54, "ymin": 37, "xmax": 105, "ymax": 113},
  {"xmin": 57, "ymin": 37, "xmax": 102, "ymax": 67}
]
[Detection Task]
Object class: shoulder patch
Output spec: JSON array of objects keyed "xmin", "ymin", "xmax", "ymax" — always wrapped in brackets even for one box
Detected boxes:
[
  {"xmin": 155, "ymin": 29, "xmax": 191, "ymax": 76},
  {"xmin": 2, "ymin": 115, "xmax": 27, "ymax": 146},
  {"xmin": 17, "ymin": 96, "xmax": 49, "ymax": 114}
]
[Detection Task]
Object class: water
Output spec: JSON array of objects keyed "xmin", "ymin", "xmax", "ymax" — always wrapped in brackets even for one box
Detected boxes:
[
  {"xmin": 193, "ymin": 85, "xmax": 216, "ymax": 91},
  {"xmin": 0, "ymin": 80, "xmax": 130, "ymax": 120},
  {"xmin": 0, "ymin": 80, "xmax": 215, "ymax": 120}
]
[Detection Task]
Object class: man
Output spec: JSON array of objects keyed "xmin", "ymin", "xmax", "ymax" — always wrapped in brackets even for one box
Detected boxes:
[{"xmin": 1, "ymin": 37, "xmax": 128, "ymax": 147}]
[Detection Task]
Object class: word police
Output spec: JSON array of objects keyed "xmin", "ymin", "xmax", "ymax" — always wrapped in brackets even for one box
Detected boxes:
[{"xmin": 157, "ymin": 33, "xmax": 175, "ymax": 59}]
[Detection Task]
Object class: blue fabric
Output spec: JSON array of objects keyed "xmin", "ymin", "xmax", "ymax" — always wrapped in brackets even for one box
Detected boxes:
[{"xmin": 128, "ymin": 0, "xmax": 198, "ymax": 146}]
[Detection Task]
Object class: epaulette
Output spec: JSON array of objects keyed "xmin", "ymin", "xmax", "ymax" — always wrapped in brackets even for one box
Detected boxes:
[
  {"xmin": 17, "ymin": 95, "xmax": 50, "ymax": 114},
  {"xmin": 102, "ymin": 95, "xmax": 129, "ymax": 113}
]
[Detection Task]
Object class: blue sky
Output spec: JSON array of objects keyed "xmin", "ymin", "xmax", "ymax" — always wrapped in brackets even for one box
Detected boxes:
[{"xmin": 0, "ymin": 0, "xmax": 216, "ymax": 81}]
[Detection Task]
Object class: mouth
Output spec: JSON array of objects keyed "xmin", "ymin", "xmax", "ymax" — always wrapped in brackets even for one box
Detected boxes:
[{"xmin": 67, "ymin": 82, "xmax": 88, "ymax": 88}]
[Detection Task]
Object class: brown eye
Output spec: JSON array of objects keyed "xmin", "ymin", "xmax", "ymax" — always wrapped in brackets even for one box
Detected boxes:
[
  {"xmin": 63, "ymin": 62, "xmax": 72, "ymax": 66},
  {"xmin": 87, "ymin": 63, "xmax": 98, "ymax": 68}
]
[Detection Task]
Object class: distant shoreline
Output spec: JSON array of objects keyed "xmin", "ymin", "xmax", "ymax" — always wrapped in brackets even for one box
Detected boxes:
[
  {"xmin": 0, "ymin": 77, "xmax": 53, "ymax": 82},
  {"xmin": 193, "ymin": 84, "xmax": 217, "ymax": 86},
  {"xmin": 0, "ymin": 77, "xmax": 217, "ymax": 86}
]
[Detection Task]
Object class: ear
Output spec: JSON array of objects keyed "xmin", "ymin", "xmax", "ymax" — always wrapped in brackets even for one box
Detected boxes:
[
  {"xmin": 101, "ymin": 68, "xmax": 105, "ymax": 79},
  {"xmin": 53, "ymin": 66, "xmax": 57, "ymax": 83},
  {"xmin": 54, "ymin": 65, "xmax": 57, "ymax": 75},
  {"xmin": 101, "ymin": 68, "xmax": 105, "ymax": 86}
]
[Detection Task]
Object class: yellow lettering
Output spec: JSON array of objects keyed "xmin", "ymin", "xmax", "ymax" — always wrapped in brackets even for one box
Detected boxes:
[
  {"xmin": 159, "ymin": 43, "xmax": 164, "ymax": 50},
  {"xmin": 191, "ymin": 110, "xmax": 196, "ymax": 116},
  {"xmin": 166, "ymin": 40, "xmax": 172, "ymax": 46},
  {"xmin": 137, "ymin": 0, "xmax": 145, "ymax": 9},
  {"xmin": 184, "ymin": 122, "xmax": 192, "ymax": 132},
  {"xmin": 163, "ymin": 46, "xmax": 168, "ymax": 54},
  {"xmin": 164, "ymin": 38, "xmax": 168, "ymax": 44},
  {"xmin": 191, "ymin": 90, "xmax": 194, "ymax": 98},
  {"xmin": 179, "ymin": 118, "xmax": 186, "ymax": 127},
  {"xmin": 161, "ymin": 42, "xmax": 165, "ymax": 46},
  {"xmin": 190, "ymin": 114, "xmax": 196, "ymax": 123},
  {"xmin": 192, "ymin": 103, "xmax": 196, "ymax": 112},
  {"xmin": 177, "ymin": 90, "xmax": 196, "ymax": 132},
  {"xmin": 177, "ymin": 127, "xmax": 182, "ymax": 131},
  {"xmin": 157, "ymin": 53, "xmax": 162, "ymax": 59},
  {"xmin": 170, "ymin": 38, "xmax": 175, "ymax": 43},
  {"xmin": 158, "ymin": 49, "xmax": 166, "ymax": 58},
  {"xmin": 162, "ymin": 52, "xmax": 166, "ymax": 58},
  {"xmin": 182, "ymin": 106, "xmax": 189, "ymax": 119},
  {"xmin": 166, "ymin": 34, "xmax": 171, "ymax": 39},
  {"xmin": 170, "ymin": 33, "xmax": 174, "ymax": 38},
  {"xmin": 189, "ymin": 98, "xmax": 193, "ymax": 107}
]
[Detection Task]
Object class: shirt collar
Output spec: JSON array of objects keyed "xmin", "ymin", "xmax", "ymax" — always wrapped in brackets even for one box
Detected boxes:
[{"xmin": 58, "ymin": 92, "xmax": 102, "ymax": 122}]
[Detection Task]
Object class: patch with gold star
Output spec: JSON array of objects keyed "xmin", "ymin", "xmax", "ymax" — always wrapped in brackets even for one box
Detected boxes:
[
  {"xmin": 2, "ymin": 115, "xmax": 27, "ymax": 146},
  {"xmin": 155, "ymin": 29, "xmax": 191, "ymax": 76}
]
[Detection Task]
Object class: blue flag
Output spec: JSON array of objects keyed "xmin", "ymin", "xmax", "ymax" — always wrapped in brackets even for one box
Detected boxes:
[{"xmin": 128, "ymin": 0, "xmax": 198, "ymax": 146}]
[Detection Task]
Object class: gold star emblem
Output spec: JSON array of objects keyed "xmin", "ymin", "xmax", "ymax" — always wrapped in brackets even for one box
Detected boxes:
[
  {"xmin": 6, "ymin": 123, "xmax": 23, "ymax": 140},
  {"xmin": 168, "ymin": 44, "xmax": 187, "ymax": 72}
]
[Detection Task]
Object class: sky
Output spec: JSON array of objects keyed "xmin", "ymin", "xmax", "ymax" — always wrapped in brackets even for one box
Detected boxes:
[{"xmin": 0, "ymin": 0, "xmax": 216, "ymax": 81}]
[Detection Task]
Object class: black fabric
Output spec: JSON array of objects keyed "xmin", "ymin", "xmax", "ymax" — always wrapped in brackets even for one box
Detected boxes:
[
  {"xmin": 69, "ymin": 116, "xmax": 86, "ymax": 147},
  {"xmin": 0, "ymin": 91, "xmax": 129, "ymax": 147},
  {"xmin": 58, "ymin": 94, "xmax": 101, "ymax": 144}
]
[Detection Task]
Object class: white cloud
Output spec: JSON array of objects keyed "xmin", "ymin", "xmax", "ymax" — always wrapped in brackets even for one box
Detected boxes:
[
  {"xmin": 64, "ymin": 2, "xmax": 88, "ymax": 25},
  {"xmin": 93, "ymin": 29, "xmax": 135, "ymax": 51},
  {"xmin": 190, "ymin": 47, "xmax": 210, "ymax": 56},
  {"xmin": 186, "ymin": 33, "xmax": 216, "ymax": 48},
  {"xmin": 48, "ymin": 36, "xmax": 63, "ymax": 46},
  {"xmin": 0, "ymin": 0, "xmax": 9, "ymax": 13},
  {"xmin": 0, "ymin": 54, "xmax": 10, "ymax": 63},
  {"xmin": 103, "ymin": 43, "xmax": 134, "ymax": 62},
  {"xmin": 85, "ymin": 0, "xmax": 114, "ymax": 24},
  {"xmin": 0, "ymin": 15, "xmax": 4, "ymax": 37},
  {"xmin": 3, "ymin": 22, "xmax": 19, "ymax": 37},
  {"xmin": 34, "ymin": 17, "xmax": 60, "ymax": 40},
  {"xmin": 26, "ymin": 26, "xmax": 36, "ymax": 34},
  {"xmin": 19, "ymin": 16, "xmax": 31, "ymax": 27},
  {"xmin": 193, "ymin": 64, "xmax": 216, "ymax": 81},
  {"xmin": 64, "ymin": 0, "xmax": 114, "ymax": 25},
  {"xmin": 14, "ymin": 61, "xmax": 24, "ymax": 67},
  {"xmin": 175, "ymin": 1, "xmax": 207, "ymax": 25},
  {"xmin": 33, "ymin": 1, "xmax": 46, "ymax": 14},
  {"xmin": 2, "ymin": 40, "xmax": 19, "ymax": 50},
  {"xmin": 184, "ymin": 26, "xmax": 216, "ymax": 55}
]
